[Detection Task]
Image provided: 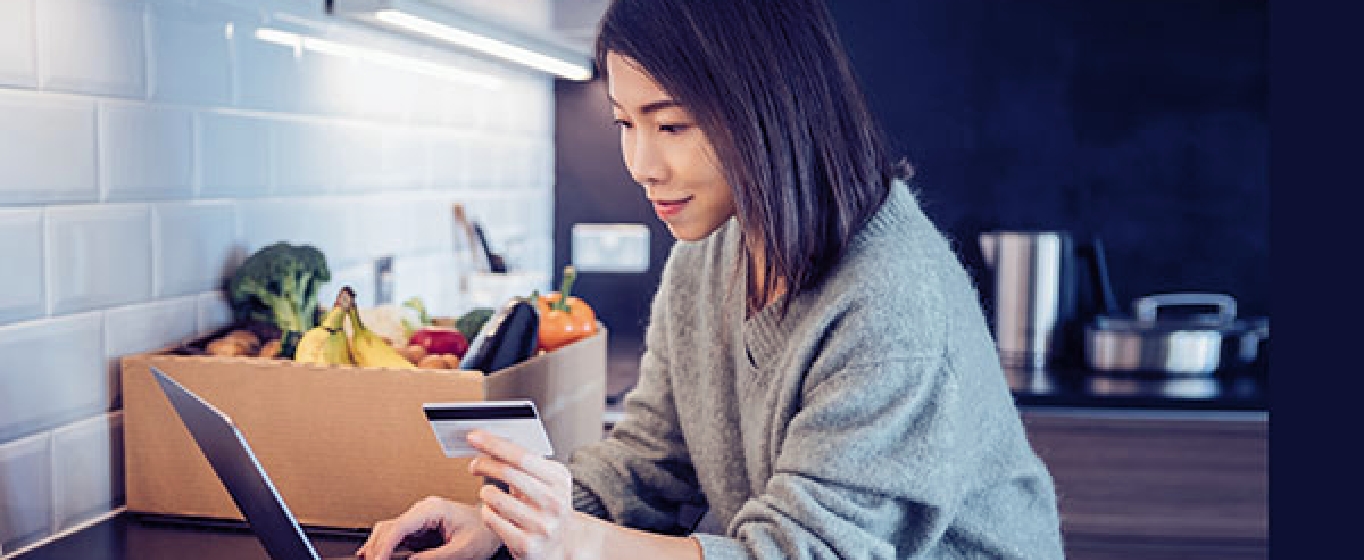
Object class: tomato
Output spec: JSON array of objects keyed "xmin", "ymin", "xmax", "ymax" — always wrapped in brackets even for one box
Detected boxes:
[{"xmin": 408, "ymin": 326, "xmax": 469, "ymax": 358}]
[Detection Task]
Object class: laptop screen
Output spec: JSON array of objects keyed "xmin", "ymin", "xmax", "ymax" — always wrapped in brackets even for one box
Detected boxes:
[{"xmin": 151, "ymin": 366, "xmax": 323, "ymax": 560}]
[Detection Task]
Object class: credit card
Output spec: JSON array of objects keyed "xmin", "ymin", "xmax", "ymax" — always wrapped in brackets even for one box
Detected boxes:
[{"xmin": 423, "ymin": 400, "xmax": 553, "ymax": 458}]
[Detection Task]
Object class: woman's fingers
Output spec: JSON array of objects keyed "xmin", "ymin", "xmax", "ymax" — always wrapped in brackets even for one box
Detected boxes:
[
  {"xmin": 469, "ymin": 456, "xmax": 563, "ymax": 513},
  {"xmin": 360, "ymin": 518, "xmax": 406, "ymax": 560},
  {"xmin": 466, "ymin": 433, "xmax": 572, "ymax": 518},
  {"xmin": 467, "ymin": 430, "xmax": 565, "ymax": 486},
  {"xmin": 466, "ymin": 430, "xmax": 527, "ymax": 468},
  {"xmin": 481, "ymin": 501, "xmax": 532, "ymax": 557},
  {"xmin": 357, "ymin": 496, "xmax": 452, "ymax": 560},
  {"xmin": 479, "ymin": 483, "xmax": 556, "ymax": 534}
]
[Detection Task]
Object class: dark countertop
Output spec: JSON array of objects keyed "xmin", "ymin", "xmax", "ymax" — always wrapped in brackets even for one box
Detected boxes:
[
  {"xmin": 9, "ymin": 512, "xmax": 372, "ymax": 560},
  {"xmin": 1006, "ymin": 364, "xmax": 1267, "ymax": 412}
]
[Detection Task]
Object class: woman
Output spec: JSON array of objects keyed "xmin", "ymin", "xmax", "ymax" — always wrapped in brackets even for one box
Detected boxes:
[{"xmin": 359, "ymin": 0, "xmax": 1064, "ymax": 558}]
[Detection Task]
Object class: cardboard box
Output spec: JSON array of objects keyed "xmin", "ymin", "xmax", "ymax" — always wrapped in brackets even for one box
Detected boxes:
[{"xmin": 120, "ymin": 328, "xmax": 607, "ymax": 530}]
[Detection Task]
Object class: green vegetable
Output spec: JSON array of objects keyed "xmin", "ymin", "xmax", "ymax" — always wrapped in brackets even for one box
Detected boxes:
[
  {"xmin": 455, "ymin": 307, "xmax": 496, "ymax": 340},
  {"xmin": 227, "ymin": 242, "xmax": 331, "ymax": 336},
  {"xmin": 400, "ymin": 296, "xmax": 432, "ymax": 342},
  {"xmin": 403, "ymin": 296, "xmax": 432, "ymax": 326}
]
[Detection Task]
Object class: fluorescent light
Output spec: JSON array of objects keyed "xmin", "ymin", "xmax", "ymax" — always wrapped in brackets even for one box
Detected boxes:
[
  {"xmin": 255, "ymin": 28, "xmax": 302, "ymax": 50},
  {"xmin": 253, "ymin": 26, "xmax": 502, "ymax": 89},
  {"xmin": 329, "ymin": 0, "xmax": 594, "ymax": 81},
  {"xmin": 375, "ymin": 10, "xmax": 592, "ymax": 81},
  {"xmin": 301, "ymin": 36, "xmax": 366, "ymax": 59}
]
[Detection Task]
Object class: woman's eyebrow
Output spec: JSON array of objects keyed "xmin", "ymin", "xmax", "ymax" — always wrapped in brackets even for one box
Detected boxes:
[{"xmin": 608, "ymin": 95, "xmax": 682, "ymax": 115}]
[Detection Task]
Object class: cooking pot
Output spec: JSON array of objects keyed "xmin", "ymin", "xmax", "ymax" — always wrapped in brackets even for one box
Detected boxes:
[
  {"xmin": 1085, "ymin": 292, "xmax": 1270, "ymax": 376},
  {"xmin": 978, "ymin": 231, "xmax": 1116, "ymax": 369}
]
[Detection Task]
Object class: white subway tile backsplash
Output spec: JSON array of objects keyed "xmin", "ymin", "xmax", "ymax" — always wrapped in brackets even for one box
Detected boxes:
[
  {"xmin": 270, "ymin": 119, "xmax": 337, "ymax": 193},
  {"xmin": 0, "ymin": 0, "xmax": 37, "ymax": 88},
  {"xmin": 154, "ymin": 201, "xmax": 239, "ymax": 298},
  {"xmin": 99, "ymin": 102, "xmax": 196, "ymax": 201},
  {"xmin": 405, "ymin": 197, "xmax": 455, "ymax": 255},
  {"xmin": 36, "ymin": 0, "xmax": 146, "ymax": 98},
  {"xmin": 104, "ymin": 297, "xmax": 199, "ymax": 362},
  {"xmin": 236, "ymin": 198, "xmax": 355, "ymax": 269},
  {"xmin": 321, "ymin": 262, "xmax": 374, "ymax": 311},
  {"xmin": 199, "ymin": 112, "xmax": 273, "ymax": 197},
  {"xmin": 196, "ymin": 290, "xmax": 233, "ymax": 336},
  {"xmin": 234, "ymin": 22, "xmax": 302, "ymax": 113},
  {"xmin": 380, "ymin": 128, "xmax": 430, "ymax": 190},
  {"xmin": 466, "ymin": 137, "xmax": 499, "ymax": 189},
  {"xmin": 0, "ymin": 209, "xmax": 44, "ymax": 325},
  {"xmin": 328, "ymin": 122, "xmax": 385, "ymax": 192},
  {"xmin": 51, "ymin": 413, "xmax": 124, "ymax": 530},
  {"xmin": 103, "ymin": 297, "xmax": 199, "ymax": 411},
  {"xmin": 2, "ymin": 0, "xmax": 556, "ymax": 540},
  {"xmin": 352, "ymin": 199, "xmax": 407, "ymax": 258},
  {"xmin": 0, "ymin": 433, "xmax": 53, "ymax": 552},
  {"xmin": 46, "ymin": 205, "xmax": 153, "ymax": 315},
  {"xmin": 0, "ymin": 92, "xmax": 98, "ymax": 204},
  {"xmin": 0, "ymin": 313, "xmax": 105, "ymax": 442},
  {"xmin": 391, "ymin": 252, "xmax": 462, "ymax": 317},
  {"xmin": 428, "ymin": 132, "xmax": 472, "ymax": 190},
  {"xmin": 294, "ymin": 48, "xmax": 369, "ymax": 119},
  {"xmin": 147, "ymin": 2, "xmax": 235, "ymax": 106}
]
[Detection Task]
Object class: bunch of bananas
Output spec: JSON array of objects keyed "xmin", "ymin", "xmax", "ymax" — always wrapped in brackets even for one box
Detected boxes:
[{"xmin": 294, "ymin": 286, "xmax": 416, "ymax": 369}]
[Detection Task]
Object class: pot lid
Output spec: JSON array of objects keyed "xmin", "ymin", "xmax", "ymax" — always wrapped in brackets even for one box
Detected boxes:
[{"xmin": 1088, "ymin": 293, "xmax": 1269, "ymax": 336}]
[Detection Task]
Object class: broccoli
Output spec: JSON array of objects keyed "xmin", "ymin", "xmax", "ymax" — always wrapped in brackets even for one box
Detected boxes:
[{"xmin": 227, "ymin": 242, "xmax": 332, "ymax": 334}]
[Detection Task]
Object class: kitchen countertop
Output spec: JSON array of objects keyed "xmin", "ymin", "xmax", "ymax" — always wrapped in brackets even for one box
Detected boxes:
[
  {"xmin": 1006, "ymin": 365, "xmax": 1267, "ymax": 412},
  {"xmin": 8, "ymin": 512, "xmax": 371, "ymax": 560}
]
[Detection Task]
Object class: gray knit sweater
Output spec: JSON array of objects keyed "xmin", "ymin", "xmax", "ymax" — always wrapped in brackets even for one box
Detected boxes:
[{"xmin": 567, "ymin": 180, "xmax": 1065, "ymax": 559}]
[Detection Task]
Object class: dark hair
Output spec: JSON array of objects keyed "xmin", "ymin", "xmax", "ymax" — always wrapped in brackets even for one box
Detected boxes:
[{"xmin": 595, "ymin": 0, "xmax": 902, "ymax": 315}]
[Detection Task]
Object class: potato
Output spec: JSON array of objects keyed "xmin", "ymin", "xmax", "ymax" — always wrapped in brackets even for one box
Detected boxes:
[
  {"xmin": 417, "ymin": 354, "xmax": 449, "ymax": 369},
  {"xmin": 206, "ymin": 337, "xmax": 247, "ymax": 357},
  {"xmin": 399, "ymin": 344, "xmax": 428, "ymax": 365},
  {"xmin": 257, "ymin": 339, "xmax": 282, "ymax": 359}
]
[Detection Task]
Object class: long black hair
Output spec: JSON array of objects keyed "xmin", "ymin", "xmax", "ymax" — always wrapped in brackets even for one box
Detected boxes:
[{"xmin": 596, "ymin": 0, "xmax": 903, "ymax": 315}]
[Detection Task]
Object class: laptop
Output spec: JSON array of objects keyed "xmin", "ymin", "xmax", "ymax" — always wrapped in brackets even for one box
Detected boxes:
[{"xmin": 151, "ymin": 366, "xmax": 414, "ymax": 560}]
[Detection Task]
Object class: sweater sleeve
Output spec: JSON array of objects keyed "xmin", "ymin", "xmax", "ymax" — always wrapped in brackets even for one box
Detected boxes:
[
  {"xmin": 566, "ymin": 257, "xmax": 705, "ymax": 535},
  {"xmin": 693, "ymin": 354, "xmax": 973, "ymax": 559}
]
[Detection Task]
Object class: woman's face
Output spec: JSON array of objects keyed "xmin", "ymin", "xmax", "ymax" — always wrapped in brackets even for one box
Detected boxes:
[{"xmin": 606, "ymin": 52, "xmax": 735, "ymax": 242}]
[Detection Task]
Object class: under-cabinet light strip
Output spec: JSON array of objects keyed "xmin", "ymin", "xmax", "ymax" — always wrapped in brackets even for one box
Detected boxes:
[
  {"xmin": 253, "ymin": 27, "xmax": 503, "ymax": 90},
  {"xmin": 375, "ymin": 10, "xmax": 592, "ymax": 81}
]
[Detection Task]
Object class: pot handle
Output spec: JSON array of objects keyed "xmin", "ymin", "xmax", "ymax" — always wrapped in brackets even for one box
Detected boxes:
[
  {"xmin": 1076, "ymin": 237, "xmax": 1120, "ymax": 317},
  {"xmin": 1134, "ymin": 293, "xmax": 1237, "ymax": 323}
]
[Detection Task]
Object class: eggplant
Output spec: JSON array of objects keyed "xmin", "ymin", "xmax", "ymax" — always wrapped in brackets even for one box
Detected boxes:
[{"xmin": 458, "ymin": 297, "xmax": 540, "ymax": 374}]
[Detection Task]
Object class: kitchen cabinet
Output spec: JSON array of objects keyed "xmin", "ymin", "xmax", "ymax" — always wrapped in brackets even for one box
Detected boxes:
[{"xmin": 1021, "ymin": 407, "xmax": 1267, "ymax": 560}]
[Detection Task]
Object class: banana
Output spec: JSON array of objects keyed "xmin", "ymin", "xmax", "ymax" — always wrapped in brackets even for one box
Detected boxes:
[
  {"xmin": 294, "ymin": 289, "xmax": 354, "ymax": 366},
  {"xmin": 345, "ymin": 288, "xmax": 416, "ymax": 369}
]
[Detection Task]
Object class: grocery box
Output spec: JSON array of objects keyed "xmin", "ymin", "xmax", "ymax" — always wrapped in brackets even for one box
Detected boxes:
[{"xmin": 119, "ymin": 327, "xmax": 607, "ymax": 530}]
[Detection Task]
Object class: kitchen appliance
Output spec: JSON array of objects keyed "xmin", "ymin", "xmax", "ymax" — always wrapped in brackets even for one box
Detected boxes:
[
  {"xmin": 979, "ymin": 230, "xmax": 1115, "ymax": 370},
  {"xmin": 1085, "ymin": 292, "xmax": 1270, "ymax": 376}
]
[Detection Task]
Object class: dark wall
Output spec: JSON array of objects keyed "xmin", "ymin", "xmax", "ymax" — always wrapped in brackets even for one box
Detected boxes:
[
  {"xmin": 554, "ymin": 0, "xmax": 1269, "ymax": 346},
  {"xmin": 832, "ymin": 0, "xmax": 1269, "ymax": 318}
]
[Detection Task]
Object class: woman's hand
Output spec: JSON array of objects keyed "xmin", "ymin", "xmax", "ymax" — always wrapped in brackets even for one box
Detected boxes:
[
  {"xmin": 357, "ymin": 495, "xmax": 502, "ymax": 560},
  {"xmin": 467, "ymin": 429, "xmax": 590, "ymax": 559}
]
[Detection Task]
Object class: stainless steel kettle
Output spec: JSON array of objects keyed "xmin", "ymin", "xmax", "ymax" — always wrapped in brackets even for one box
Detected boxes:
[{"xmin": 979, "ymin": 231, "xmax": 1116, "ymax": 370}]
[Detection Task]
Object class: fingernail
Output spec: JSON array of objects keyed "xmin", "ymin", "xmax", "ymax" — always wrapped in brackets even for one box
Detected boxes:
[{"xmin": 467, "ymin": 430, "xmax": 483, "ymax": 444}]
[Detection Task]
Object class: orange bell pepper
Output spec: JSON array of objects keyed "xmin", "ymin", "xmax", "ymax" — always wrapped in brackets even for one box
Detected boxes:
[{"xmin": 537, "ymin": 266, "xmax": 598, "ymax": 352}]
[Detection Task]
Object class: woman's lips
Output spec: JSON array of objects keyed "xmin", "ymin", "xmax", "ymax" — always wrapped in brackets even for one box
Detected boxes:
[{"xmin": 651, "ymin": 196, "xmax": 692, "ymax": 219}]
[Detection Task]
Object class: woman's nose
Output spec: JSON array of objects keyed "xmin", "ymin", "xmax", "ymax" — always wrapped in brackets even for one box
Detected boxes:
[{"xmin": 626, "ymin": 136, "xmax": 666, "ymax": 187}]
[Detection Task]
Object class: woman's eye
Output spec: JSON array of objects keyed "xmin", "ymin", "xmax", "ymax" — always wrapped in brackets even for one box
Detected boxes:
[
  {"xmin": 613, "ymin": 119, "xmax": 633, "ymax": 130},
  {"xmin": 659, "ymin": 123, "xmax": 691, "ymax": 134}
]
